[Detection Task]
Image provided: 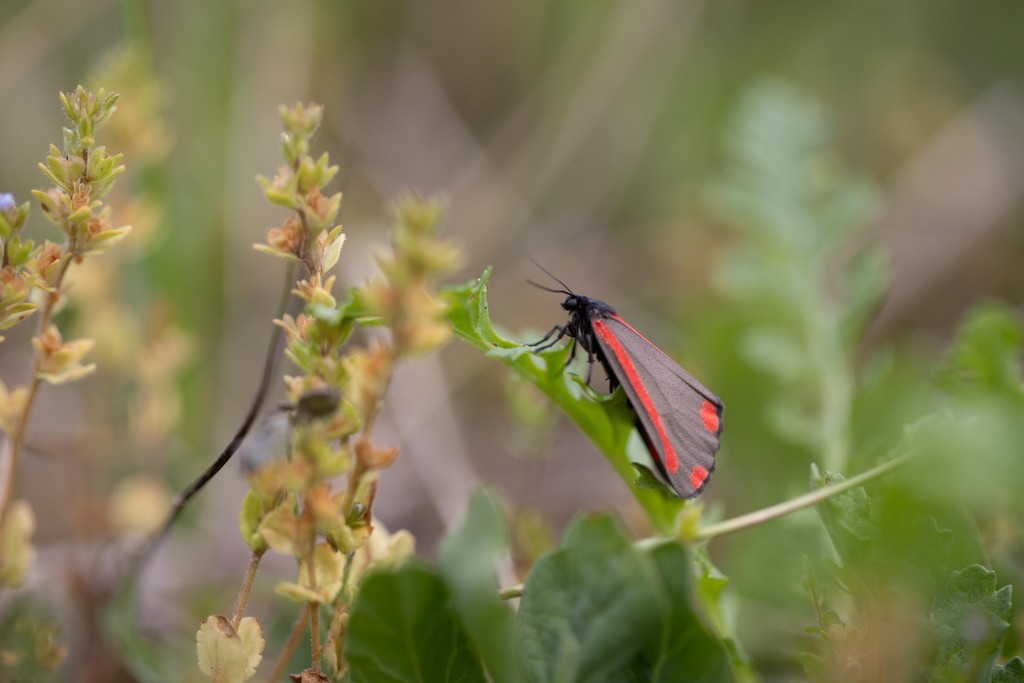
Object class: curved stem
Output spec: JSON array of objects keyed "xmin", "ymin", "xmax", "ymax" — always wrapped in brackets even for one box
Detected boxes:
[
  {"xmin": 132, "ymin": 261, "xmax": 296, "ymax": 570},
  {"xmin": 691, "ymin": 451, "xmax": 913, "ymax": 543}
]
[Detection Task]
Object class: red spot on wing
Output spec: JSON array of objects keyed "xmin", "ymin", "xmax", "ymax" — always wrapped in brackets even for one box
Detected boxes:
[
  {"xmin": 700, "ymin": 401, "xmax": 719, "ymax": 433},
  {"xmin": 690, "ymin": 465, "xmax": 709, "ymax": 490},
  {"xmin": 592, "ymin": 318, "xmax": 680, "ymax": 473}
]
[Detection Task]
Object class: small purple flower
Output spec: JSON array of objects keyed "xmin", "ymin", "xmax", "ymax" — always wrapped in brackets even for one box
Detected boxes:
[{"xmin": 0, "ymin": 193, "xmax": 14, "ymax": 212}]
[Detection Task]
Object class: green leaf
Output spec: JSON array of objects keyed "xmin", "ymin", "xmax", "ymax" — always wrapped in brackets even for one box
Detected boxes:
[
  {"xmin": 627, "ymin": 542, "xmax": 733, "ymax": 682},
  {"xmin": 238, "ymin": 490, "xmax": 270, "ymax": 552},
  {"xmin": 690, "ymin": 547, "xmax": 756, "ymax": 683},
  {"xmin": 938, "ymin": 301, "xmax": 1024, "ymax": 398},
  {"xmin": 347, "ymin": 562, "xmax": 486, "ymax": 683},
  {"xmin": 515, "ymin": 514, "xmax": 663, "ymax": 683},
  {"xmin": 929, "ymin": 564, "xmax": 1012, "ymax": 682},
  {"xmin": 992, "ymin": 657, "xmax": 1024, "ymax": 683},
  {"xmin": 437, "ymin": 488, "xmax": 518, "ymax": 683},
  {"xmin": 441, "ymin": 270, "xmax": 684, "ymax": 532},
  {"xmin": 813, "ymin": 471, "xmax": 877, "ymax": 568}
]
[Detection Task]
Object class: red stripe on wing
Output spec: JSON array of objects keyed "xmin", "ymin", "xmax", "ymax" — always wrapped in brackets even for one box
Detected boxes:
[{"xmin": 592, "ymin": 318, "xmax": 680, "ymax": 474}]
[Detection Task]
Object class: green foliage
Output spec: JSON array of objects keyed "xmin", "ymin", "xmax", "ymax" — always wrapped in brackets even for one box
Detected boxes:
[
  {"xmin": 347, "ymin": 498, "xmax": 736, "ymax": 683},
  {"xmin": 711, "ymin": 78, "xmax": 882, "ymax": 473},
  {"xmin": 930, "ymin": 565, "xmax": 1012, "ymax": 681},
  {"xmin": 438, "ymin": 489, "xmax": 518, "ymax": 683},
  {"xmin": 346, "ymin": 563, "xmax": 487, "ymax": 683},
  {"xmin": 0, "ymin": 607, "xmax": 66, "ymax": 679},
  {"xmin": 939, "ymin": 301, "xmax": 1024, "ymax": 401},
  {"xmin": 517, "ymin": 515, "xmax": 731, "ymax": 683},
  {"xmin": 992, "ymin": 657, "xmax": 1024, "ymax": 683}
]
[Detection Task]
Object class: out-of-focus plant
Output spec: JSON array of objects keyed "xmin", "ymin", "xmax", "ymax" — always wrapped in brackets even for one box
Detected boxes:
[
  {"xmin": 0, "ymin": 86, "xmax": 130, "ymax": 683},
  {"xmin": 194, "ymin": 102, "xmax": 460, "ymax": 682},
  {"xmin": 4, "ymin": 75, "xmax": 1023, "ymax": 683},
  {"xmin": 0, "ymin": 87, "xmax": 129, "ymax": 591}
]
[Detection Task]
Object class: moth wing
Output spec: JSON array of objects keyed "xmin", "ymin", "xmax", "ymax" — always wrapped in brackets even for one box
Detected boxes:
[{"xmin": 592, "ymin": 315, "xmax": 724, "ymax": 498}]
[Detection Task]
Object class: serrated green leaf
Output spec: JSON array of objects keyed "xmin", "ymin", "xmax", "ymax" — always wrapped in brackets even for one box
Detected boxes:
[
  {"xmin": 438, "ymin": 488, "xmax": 518, "ymax": 683},
  {"xmin": 441, "ymin": 271, "xmax": 683, "ymax": 532},
  {"xmin": 992, "ymin": 657, "xmax": 1024, "ymax": 683},
  {"xmin": 347, "ymin": 563, "xmax": 485, "ymax": 683},
  {"xmin": 813, "ymin": 471, "xmax": 877, "ymax": 566},
  {"xmin": 930, "ymin": 564, "xmax": 1012, "ymax": 681}
]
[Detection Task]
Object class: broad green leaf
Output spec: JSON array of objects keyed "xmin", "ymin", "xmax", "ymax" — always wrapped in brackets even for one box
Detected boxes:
[
  {"xmin": 441, "ymin": 271, "xmax": 683, "ymax": 533},
  {"xmin": 347, "ymin": 563, "xmax": 485, "ymax": 683},
  {"xmin": 438, "ymin": 488, "xmax": 518, "ymax": 683},
  {"xmin": 627, "ymin": 542, "xmax": 732, "ymax": 682},
  {"xmin": 516, "ymin": 514, "xmax": 663, "ymax": 683},
  {"xmin": 929, "ymin": 564, "xmax": 1012, "ymax": 682}
]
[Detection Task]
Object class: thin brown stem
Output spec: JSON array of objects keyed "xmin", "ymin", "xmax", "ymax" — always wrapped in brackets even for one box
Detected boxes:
[
  {"xmin": 310, "ymin": 602, "xmax": 321, "ymax": 673},
  {"xmin": 303, "ymin": 505, "xmax": 322, "ymax": 673},
  {"xmin": 231, "ymin": 549, "xmax": 265, "ymax": 629},
  {"xmin": 264, "ymin": 603, "xmax": 310, "ymax": 683}
]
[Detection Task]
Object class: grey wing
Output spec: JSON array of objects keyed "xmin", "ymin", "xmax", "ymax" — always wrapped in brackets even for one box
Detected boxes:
[{"xmin": 594, "ymin": 316, "xmax": 723, "ymax": 498}]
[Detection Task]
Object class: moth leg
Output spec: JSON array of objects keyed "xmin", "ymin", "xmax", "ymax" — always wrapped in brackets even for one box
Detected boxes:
[{"xmin": 529, "ymin": 324, "xmax": 569, "ymax": 352}]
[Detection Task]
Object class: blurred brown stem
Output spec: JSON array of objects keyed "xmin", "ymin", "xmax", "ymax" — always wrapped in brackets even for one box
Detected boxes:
[{"xmin": 303, "ymin": 506, "xmax": 322, "ymax": 673}]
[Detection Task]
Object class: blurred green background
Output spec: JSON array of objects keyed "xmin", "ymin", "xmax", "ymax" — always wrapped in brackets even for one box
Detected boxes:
[{"xmin": 1, "ymin": 0, "xmax": 1023, "ymax": 680}]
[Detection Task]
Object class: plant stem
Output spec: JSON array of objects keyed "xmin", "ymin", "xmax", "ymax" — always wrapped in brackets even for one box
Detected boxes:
[
  {"xmin": 692, "ymin": 451, "xmax": 913, "ymax": 542},
  {"xmin": 303, "ymin": 507, "xmax": 322, "ymax": 673},
  {"xmin": 265, "ymin": 603, "xmax": 310, "ymax": 683},
  {"xmin": 310, "ymin": 602, "xmax": 321, "ymax": 673},
  {"xmin": 0, "ymin": 256, "xmax": 73, "ymax": 524},
  {"xmin": 231, "ymin": 549, "xmax": 265, "ymax": 629},
  {"xmin": 498, "ymin": 583, "xmax": 524, "ymax": 600}
]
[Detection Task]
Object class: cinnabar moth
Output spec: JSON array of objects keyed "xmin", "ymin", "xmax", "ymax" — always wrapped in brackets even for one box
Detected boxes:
[{"xmin": 529, "ymin": 265, "xmax": 724, "ymax": 498}]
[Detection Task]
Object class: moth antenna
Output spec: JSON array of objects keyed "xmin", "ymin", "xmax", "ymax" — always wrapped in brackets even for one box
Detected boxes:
[
  {"xmin": 527, "ymin": 255, "xmax": 574, "ymax": 294},
  {"xmin": 526, "ymin": 278, "xmax": 571, "ymax": 294}
]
